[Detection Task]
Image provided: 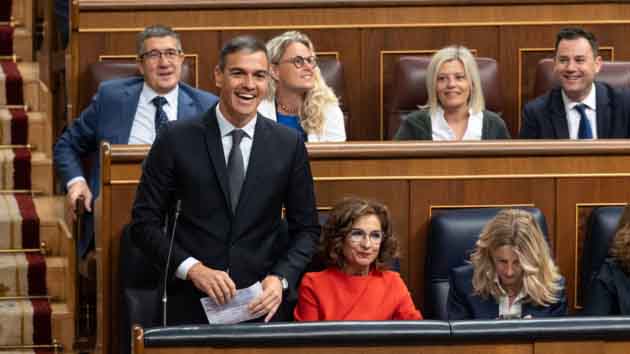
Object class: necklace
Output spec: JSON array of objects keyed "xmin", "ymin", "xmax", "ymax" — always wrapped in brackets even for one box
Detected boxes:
[{"xmin": 277, "ymin": 101, "xmax": 300, "ymax": 115}]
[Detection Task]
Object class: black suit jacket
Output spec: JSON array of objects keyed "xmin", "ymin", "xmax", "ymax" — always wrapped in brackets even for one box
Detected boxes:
[
  {"xmin": 130, "ymin": 104, "xmax": 320, "ymax": 324},
  {"xmin": 447, "ymin": 264, "xmax": 568, "ymax": 320},
  {"xmin": 520, "ymin": 82, "xmax": 630, "ymax": 139},
  {"xmin": 583, "ymin": 258, "xmax": 630, "ymax": 316}
]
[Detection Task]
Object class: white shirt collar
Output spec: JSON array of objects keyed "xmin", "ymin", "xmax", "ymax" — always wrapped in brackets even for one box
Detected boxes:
[
  {"xmin": 431, "ymin": 107, "xmax": 483, "ymax": 141},
  {"xmin": 215, "ymin": 103, "xmax": 257, "ymax": 139},
  {"xmin": 493, "ymin": 275, "xmax": 527, "ymax": 319},
  {"xmin": 561, "ymin": 83, "xmax": 597, "ymax": 111},
  {"xmin": 140, "ymin": 82, "xmax": 179, "ymax": 108}
]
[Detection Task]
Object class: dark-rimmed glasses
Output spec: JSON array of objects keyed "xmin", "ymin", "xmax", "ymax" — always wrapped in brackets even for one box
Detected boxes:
[
  {"xmin": 276, "ymin": 55, "xmax": 317, "ymax": 69},
  {"xmin": 347, "ymin": 228, "xmax": 384, "ymax": 244},
  {"xmin": 140, "ymin": 49, "xmax": 183, "ymax": 62}
]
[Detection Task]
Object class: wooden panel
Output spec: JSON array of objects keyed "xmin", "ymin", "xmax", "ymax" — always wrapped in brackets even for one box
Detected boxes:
[
  {"xmin": 408, "ymin": 178, "xmax": 555, "ymax": 308},
  {"xmin": 141, "ymin": 343, "xmax": 532, "ymax": 354},
  {"xmin": 76, "ymin": 3, "xmax": 630, "ymax": 29},
  {"xmin": 534, "ymin": 341, "xmax": 604, "ymax": 354}
]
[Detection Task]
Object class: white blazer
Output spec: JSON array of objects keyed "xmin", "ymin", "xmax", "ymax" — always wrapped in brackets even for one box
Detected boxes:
[{"xmin": 258, "ymin": 98, "xmax": 346, "ymax": 142}]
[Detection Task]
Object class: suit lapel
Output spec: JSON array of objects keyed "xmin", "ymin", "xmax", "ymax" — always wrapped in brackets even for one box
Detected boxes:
[
  {"xmin": 549, "ymin": 88, "xmax": 570, "ymax": 139},
  {"xmin": 120, "ymin": 81, "xmax": 143, "ymax": 143},
  {"xmin": 594, "ymin": 82, "xmax": 611, "ymax": 138},
  {"xmin": 202, "ymin": 107, "xmax": 231, "ymax": 211},
  {"xmin": 177, "ymin": 86, "xmax": 196, "ymax": 121},
  {"xmin": 235, "ymin": 115, "xmax": 270, "ymax": 216},
  {"xmin": 480, "ymin": 297, "xmax": 499, "ymax": 319}
]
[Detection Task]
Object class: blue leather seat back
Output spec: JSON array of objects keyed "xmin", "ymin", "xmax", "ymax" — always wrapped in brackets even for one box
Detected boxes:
[
  {"xmin": 425, "ymin": 207, "xmax": 548, "ymax": 320},
  {"xmin": 582, "ymin": 206, "xmax": 623, "ymax": 300}
]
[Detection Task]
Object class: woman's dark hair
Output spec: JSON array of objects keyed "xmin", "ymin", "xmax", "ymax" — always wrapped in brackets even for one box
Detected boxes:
[
  {"xmin": 320, "ymin": 197, "xmax": 398, "ymax": 271},
  {"xmin": 610, "ymin": 204, "xmax": 630, "ymax": 274}
]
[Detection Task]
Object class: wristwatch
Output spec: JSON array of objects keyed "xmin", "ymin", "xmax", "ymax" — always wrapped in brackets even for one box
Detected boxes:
[{"xmin": 271, "ymin": 274, "xmax": 289, "ymax": 291}]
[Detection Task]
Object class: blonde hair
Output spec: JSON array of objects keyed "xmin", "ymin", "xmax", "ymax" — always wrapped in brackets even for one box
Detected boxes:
[
  {"xmin": 610, "ymin": 204, "xmax": 630, "ymax": 274},
  {"xmin": 266, "ymin": 31, "xmax": 339, "ymax": 136},
  {"xmin": 470, "ymin": 209, "xmax": 563, "ymax": 307},
  {"xmin": 425, "ymin": 45, "xmax": 485, "ymax": 117}
]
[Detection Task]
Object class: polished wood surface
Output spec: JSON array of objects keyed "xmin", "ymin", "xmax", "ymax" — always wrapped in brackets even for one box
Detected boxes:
[
  {"xmin": 71, "ymin": 1, "xmax": 630, "ymax": 140},
  {"xmin": 77, "ymin": 0, "xmax": 626, "ymax": 10},
  {"xmin": 98, "ymin": 140, "xmax": 630, "ymax": 354},
  {"xmin": 135, "ymin": 343, "xmax": 630, "ymax": 354}
]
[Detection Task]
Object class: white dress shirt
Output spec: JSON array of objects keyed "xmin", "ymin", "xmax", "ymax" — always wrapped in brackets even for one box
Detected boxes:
[
  {"xmin": 495, "ymin": 277, "xmax": 528, "ymax": 319},
  {"xmin": 561, "ymin": 83, "xmax": 598, "ymax": 139},
  {"xmin": 431, "ymin": 107, "xmax": 483, "ymax": 141},
  {"xmin": 176, "ymin": 104, "xmax": 257, "ymax": 280},
  {"xmin": 128, "ymin": 83, "xmax": 179, "ymax": 144}
]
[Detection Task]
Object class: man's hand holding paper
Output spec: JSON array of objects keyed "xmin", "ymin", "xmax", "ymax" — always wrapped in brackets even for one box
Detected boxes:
[{"xmin": 201, "ymin": 282, "xmax": 264, "ymax": 324}]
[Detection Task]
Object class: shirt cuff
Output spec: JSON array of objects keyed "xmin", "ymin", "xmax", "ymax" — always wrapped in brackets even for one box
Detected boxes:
[
  {"xmin": 176, "ymin": 257, "xmax": 200, "ymax": 280},
  {"xmin": 66, "ymin": 176, "xmax": 87, "ymax": 189}
]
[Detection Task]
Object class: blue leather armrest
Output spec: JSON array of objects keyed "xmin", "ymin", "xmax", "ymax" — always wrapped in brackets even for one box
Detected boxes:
[{"xmin": 451, "ymin": 316, "xmax": 630, "ymax": 341}]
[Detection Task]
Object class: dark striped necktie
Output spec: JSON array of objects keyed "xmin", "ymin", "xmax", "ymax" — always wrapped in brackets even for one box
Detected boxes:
[{"xmin": 152, "ymin": 96, "xmax": 169, "ymax": 136}]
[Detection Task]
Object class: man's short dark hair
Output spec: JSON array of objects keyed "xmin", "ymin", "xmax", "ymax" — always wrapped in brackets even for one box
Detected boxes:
[
  {"xmin": 555, "ymin": 27, "xmax": 599, "ymax": 57},
  {"xmin": 136, "ymin": 25, "xmax": 182, "ymax": 56},
  {"xmin": 217, "ymin": 35, "xmax": 268, "ymax": 71}
]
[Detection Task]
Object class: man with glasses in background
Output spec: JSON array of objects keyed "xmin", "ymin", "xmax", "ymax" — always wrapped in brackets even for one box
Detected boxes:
[{"xmin": 54, "ymin": 24, "xmax": 217, "ymax": 257}]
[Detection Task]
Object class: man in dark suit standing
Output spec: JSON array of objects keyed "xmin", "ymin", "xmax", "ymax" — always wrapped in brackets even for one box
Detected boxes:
[
  {"xmin": 129, "ymin": 36, "xmax": 320, "ymax": 324},
  {"xmin": 520, "ymin": 27, "xmax": 630, "ymax": 139},
  {"xmin": 54, "ymin": 25, "xmax": 218, "ymax": 256}
]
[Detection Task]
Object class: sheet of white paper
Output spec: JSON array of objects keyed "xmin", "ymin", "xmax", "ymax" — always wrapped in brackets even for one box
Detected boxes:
[{"xmin": 200, "ymin": 281, "xmax": 263, "ymax": 324}]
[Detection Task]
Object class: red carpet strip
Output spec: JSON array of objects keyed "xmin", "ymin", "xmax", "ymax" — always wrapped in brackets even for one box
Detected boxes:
[
  {"xmin": 12, "ymin": 147, "xmax": 31, "ymax": 190},
  {"xmin": 25, "ymin": 254, "xmax": 46, "ymax": 296},
  {"xmin": 10, "ymin": 107, "xmax": 28, "ymax": 145},
  {"xmin": 0, "ymin": 1, "xmax": 11, "ymax": 22},
  {"xmin": 0, "ymin": 25, "xmax": 14, "ymax": 56},
  {"xmin": 31, "ymin": 299, "xmax": 52, "ymax": 345},
  {"xmin": 1, "ymin": 61, "xmax": 24, "ymax": 105},
  {"xmin": 15, "ymin": 194, "xmax": 39, "ymax": 249}
]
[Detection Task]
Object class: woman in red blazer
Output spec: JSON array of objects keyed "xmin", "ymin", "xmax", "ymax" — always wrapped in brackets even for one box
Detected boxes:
[{"xmin": 294, "ymin": 197, "xmax": 422, "ymax": 321}]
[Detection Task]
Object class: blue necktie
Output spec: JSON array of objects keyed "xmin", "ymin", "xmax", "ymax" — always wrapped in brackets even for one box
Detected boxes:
[
  {"xmin": 574, "ymin": 104, "xmax": 593, "ymax": 139},
  {"xmin": 228, "ymin": 129, "xmax": 246, "ymax": 212},
  {"xmin": 152, "ymin": 96, "xmax": 169, "ymax": 136}
]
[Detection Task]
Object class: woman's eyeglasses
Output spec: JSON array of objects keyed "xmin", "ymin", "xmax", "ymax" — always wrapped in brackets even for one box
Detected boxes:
[
  {"xmin": 276, "ymin": 55, "xmax": 317, "ymax": 69},
  {"xmin": 347, "ymin": 228, "xmax": 384, "ymax": 244},
  {"xmin": 140, "ymin": 49, "xmax": 183, "ymax": 62}
]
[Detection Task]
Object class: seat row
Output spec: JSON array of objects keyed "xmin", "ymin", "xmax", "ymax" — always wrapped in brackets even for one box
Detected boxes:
[
  {"xmin": 82, "ymin": 55, "xmax": 630, "ymax": 141},
  {"xmin": 425, "ymin": 206, "xmax": 623, "ymax": 319},
  {"xmin": 387, "ymin": 57, "xmax": 630, "ymax": 139}
]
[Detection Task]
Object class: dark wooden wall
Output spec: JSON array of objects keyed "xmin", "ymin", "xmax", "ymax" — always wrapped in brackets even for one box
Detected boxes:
[{"xmin": 70, "ymin": 1, "xmax": 630, "ymax": 140}]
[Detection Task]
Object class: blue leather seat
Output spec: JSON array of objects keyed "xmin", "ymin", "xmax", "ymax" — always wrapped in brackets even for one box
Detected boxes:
[
  {"xmin": 582, "ymin": 206, "xmax": 623, "ymax": 302},
  {"xmin": 424, "ymin": 207, "xmax": 548, "ymax": 320}
]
